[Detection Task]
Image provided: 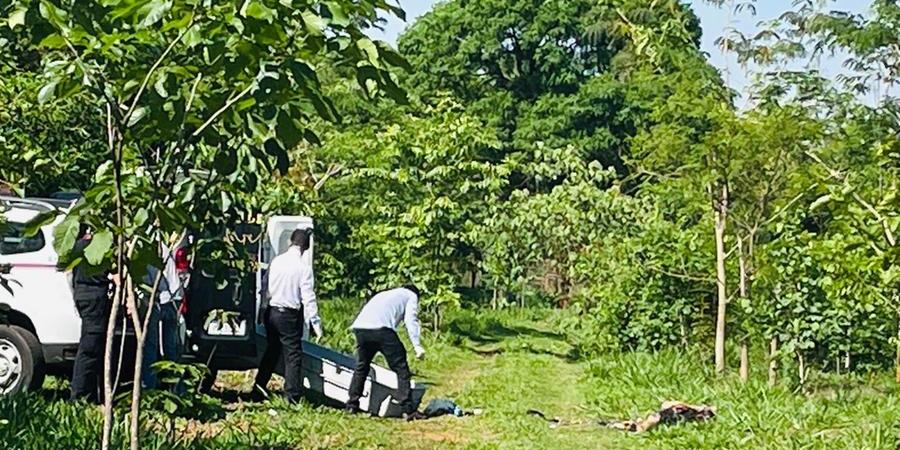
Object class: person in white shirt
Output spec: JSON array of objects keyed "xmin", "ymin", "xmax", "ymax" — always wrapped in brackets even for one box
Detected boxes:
[
  {"xmin": 140, "ymin": 242, "xmax": 184, "ymax": 390},
  {"xmin": 253, "ymin": 228, "xmax": 321, "ymax": 403},
  {"xmin": 345, "ymin": 285, "xmax": 426, "ymax": 420}
]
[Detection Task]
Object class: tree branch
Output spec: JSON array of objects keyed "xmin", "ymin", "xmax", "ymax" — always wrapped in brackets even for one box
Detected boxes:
[
  {"xmin": 122, "ymin": 21, "xmax": 194, "ymax": 128},
  {"xmin": 806, "ymin": 150, "xmax": 896, "ymax": 247},
  {"xmin": 191, "ymin": 83, "xmax": 256, "ymax": 139},
  {"xmin": 314, "ymin": 164, "xmax": 344, "ymax": 191}
]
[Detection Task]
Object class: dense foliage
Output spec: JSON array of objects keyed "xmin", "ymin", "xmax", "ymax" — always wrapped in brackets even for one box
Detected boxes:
[{"xmin": 2, "ymin": 0, "xmax": 898, "ymax": 392}]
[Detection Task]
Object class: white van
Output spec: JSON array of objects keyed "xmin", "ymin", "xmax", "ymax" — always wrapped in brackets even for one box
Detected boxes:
[
  {"xmin": 0, "ymin": 197, "xmax": 80, "ymax": 394},
  {"xmin": 0, "ymin": 198, "xmax": 313, "ymax": 395}
]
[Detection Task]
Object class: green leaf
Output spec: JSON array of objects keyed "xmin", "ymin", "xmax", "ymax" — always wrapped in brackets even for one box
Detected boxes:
[
  {"xmin": 376, "ymin": 70, "xmax": 408, "ymax": 104},
  {"xmin": 375, "ymin": 41, "xmax": 411, "ymax": 71},
  {"xmin": 163, "ymin": 399, "xmax": 178, "ymax": 414},
  {"xmin": 276, "ymin": 111, "xmax": 303, "ymax": 149},
  {"xmin": 288, "ymin": 59, "xmax": 319, "ymax": 88},
  {"xmin": 183, "ymin": 27, "xmax": 201, "ymax": 47},
  {"xmin": 303, "ymin": 128, "xmax": 320, "ymax": 146},
  {"xmin": 37, "ymin": 80, "xmax": 57, "ymax": 104},
  {"xmin": 161, "ymin": 11, "xmax": 192, "ymax": 31},
  {"xmin": 356, "ymin": 38, "xmax": 379, "ymax": 66},
  {"xmin": 38, "ymin": 33, "xmax": 66, "ymax": 48},
  {"xmin": 154, "ymin": 73, "xmax": 169, "ymax": 98},
  {"xmin": 174, "ymin": 178, "xmax": 196, "ymax": 203},
  {"xmin": 23, "ymin": 211, "xmax": 58, "ymax": 237},
  {"xmin": 7, "ymin": 6, "xmax": 28, "ymax": 29},
  {"xmin": 242, "ymin": 1, "xmax": 275, "ymax": 21},
  {"xmin": 84, "ymin": 230, "xmax": 113, "ymax": 265},
  {"xmin": 137, "ymin": 0, "xmax": 172, "ymax": 29},
  {"xmin": 300, "ymin": 10, "xmax": 325, "ymax": 36},
  {"xmin": 324, "ymin": 2, "xmax": 349, "ymax": 26},
  {"xmin": 127, "ymin": 106, "xmax": 148, "ymax": 127},
  {"xmin": 355, "ymin": 65, "xmax": 379, "ymax": 95},
  {"xmin": 39, "ymin": 0, "xmax": 69, "ymax": 30},
  {"xmin": 53, "ymin": 215, "xmax": 80, "ymax": 257},
  {"xmin": 134, "ymin": 208, "xmax": 149, "ymax": 228}
]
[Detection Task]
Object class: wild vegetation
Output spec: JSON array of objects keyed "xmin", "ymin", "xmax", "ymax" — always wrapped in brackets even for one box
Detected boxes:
[{"xmin": 0, "ymin": 0, "xmax": 898, "ymax": 449}]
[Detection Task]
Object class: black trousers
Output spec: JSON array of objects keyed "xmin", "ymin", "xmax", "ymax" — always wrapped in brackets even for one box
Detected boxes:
[
  {"xmin": 71, "ymin": 297, "xmax": 109, "ymax": 403},
  {"xmin": 346, "ymin": 328, "xmax": 413, "ymax": 414},
  {"xmin": 255, "ymin": 307, "xmax": 304, "ymax": 402}
]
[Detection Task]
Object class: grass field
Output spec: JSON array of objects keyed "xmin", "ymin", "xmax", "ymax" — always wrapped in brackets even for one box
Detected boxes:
[{"xmin": 2, "ymin": 304, "xmax": 899, "ymax": 449}]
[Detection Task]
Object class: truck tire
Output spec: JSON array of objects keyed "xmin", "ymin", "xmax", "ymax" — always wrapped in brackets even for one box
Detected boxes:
[{"xmin": 0, "ymin": 325, "xmax": 46, "ymax": 395}]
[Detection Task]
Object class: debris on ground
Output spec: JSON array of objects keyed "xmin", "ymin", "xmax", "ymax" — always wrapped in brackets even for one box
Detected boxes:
[
  {"xmin": 528, "ymin": 401, "xmax": 715, "ymax": 432},
  {"xmin": 600, "ymin": 401, "xmax": 716, "ymax": 433},
  {"xmin": 423, "ymin": 398, "xmax": 482, "ymax": 418}
]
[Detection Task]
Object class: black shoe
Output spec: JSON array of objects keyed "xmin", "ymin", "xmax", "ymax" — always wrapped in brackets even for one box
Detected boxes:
[
  {"xmin": 404, "ymin": 411, "xmax": 427, "ymax": 422},
  {"xmin": 344, "ymin": 405, "xmax": 363, "ymax": 415}
]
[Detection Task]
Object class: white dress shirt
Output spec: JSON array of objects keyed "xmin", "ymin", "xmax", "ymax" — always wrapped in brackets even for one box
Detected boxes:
[
  {"xmin": 158, "ymin": 244, "xmax": 182, "ymax": 305},
  {"xmin": 267, "ymin": 246, "xmax": 321, "ymax": 331},
  {"xmin": 351, "ymin": 287, "xmax": 423, "ymax": 353}
]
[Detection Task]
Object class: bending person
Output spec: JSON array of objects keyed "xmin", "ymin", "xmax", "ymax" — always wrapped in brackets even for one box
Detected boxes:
[{"xmin": 345, "ymin": 285, "xmax": 425, "ymax": 420}]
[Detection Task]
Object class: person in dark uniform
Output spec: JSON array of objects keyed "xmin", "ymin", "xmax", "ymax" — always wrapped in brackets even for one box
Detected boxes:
[
  {"xmin": 253, "ymin": 229, "xmax": 322, "ymax": 403},
  {"xmin": 69, "ymin": 228, "xmax": 114, "ymax": 403}
]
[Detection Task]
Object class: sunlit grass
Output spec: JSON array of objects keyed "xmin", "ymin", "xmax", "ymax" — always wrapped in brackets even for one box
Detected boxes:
[{"xmin": 1, "ymin": 303, "xmax": 898, "ymax": 449}]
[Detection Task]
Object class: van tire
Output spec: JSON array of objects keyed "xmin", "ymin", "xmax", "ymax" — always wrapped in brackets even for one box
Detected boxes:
[{"xmin": 0, "ymin": 325, "xmax": 46, "ymax": 394}]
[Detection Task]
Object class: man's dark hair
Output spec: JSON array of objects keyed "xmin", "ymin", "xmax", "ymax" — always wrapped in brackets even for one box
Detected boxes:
[
  {"xmin": 402, "ymin": 284, "xmax": 420, "ymax": 296},
  {"xmin": 290, "ymin": 228, "xmax": 312, "ymax": 251}
]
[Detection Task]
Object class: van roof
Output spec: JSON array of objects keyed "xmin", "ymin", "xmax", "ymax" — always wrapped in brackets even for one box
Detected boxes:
[
  {"xmin": 3, "ymin": 207, "xmax": 42, "ymax": 223},
  {"xmin": 0, "ymin": 196, "xmax": 76, "ymax": 212},
  {"xmin": 1, "ymin": 196, "xmax": 71, "ymax": 224}
]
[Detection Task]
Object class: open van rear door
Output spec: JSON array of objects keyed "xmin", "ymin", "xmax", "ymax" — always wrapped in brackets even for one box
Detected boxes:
[{"xmin": 257, "ymin": 216, "xmax": 314, "ymax": 338}]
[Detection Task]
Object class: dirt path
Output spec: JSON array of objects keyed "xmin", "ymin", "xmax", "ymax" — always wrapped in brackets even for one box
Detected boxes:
[{"xmin": 395, "ymin": 317, "xmax": 616, "ymax": 449}]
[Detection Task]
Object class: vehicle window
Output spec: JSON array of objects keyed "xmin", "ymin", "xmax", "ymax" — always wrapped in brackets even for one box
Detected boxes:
[{"xmin": 0, "ymin": 223, "xmax": 46, "ymax": 255}]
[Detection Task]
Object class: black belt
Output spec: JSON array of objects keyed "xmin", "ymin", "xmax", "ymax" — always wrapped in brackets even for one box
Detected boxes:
[{"xmin": 271, "ymin": 306, "xmax": 300, "ymax": 313}]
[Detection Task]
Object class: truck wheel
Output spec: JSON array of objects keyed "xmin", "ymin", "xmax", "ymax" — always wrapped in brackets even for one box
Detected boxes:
[{"xmin": 0, "ymin": 325, "xmax": 45, "ymax": 395}]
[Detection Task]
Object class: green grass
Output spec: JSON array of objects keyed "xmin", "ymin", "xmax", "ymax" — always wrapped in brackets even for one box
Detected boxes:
[{"xmin": 1, "ymin": 303, "xmax": 899, "ymax": 449}]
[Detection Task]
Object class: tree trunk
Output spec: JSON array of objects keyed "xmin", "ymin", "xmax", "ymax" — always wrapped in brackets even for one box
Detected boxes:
[
  {"xmin": 768, "ymin": 336, "xmax": 778, "ymax": 386},
  {"xmin": 714, "ymin": 184, "xmax": 729, "ymax": 374},
  {"xmin": 102, "ymin": 106, "xmax": 122, "ymax": 450},
  {"xmin": 738, "ymin": 240, "xmax": 749, "ymax": 383},
  {"xmin": 129, "ymin": 264, "xmax": 164, "ymax": 450},
  {"xmin": 102, "ymin": 278, "xmax": 123, "ymax": 450}
]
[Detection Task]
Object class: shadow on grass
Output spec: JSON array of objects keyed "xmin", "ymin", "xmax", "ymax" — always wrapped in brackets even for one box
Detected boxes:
[
  {"xmin": 448, "ymin": 319, "xmax": 564, "ymax": 344},
  {"xmin": 446, "ymin": 312, "xmax": 577, "ymax": 362}
]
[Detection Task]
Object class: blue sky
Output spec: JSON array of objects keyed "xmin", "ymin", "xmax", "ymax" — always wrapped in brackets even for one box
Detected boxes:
[{"xmin": 367, "ymin": 1, "xmax": 872, "ymax": 99}]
